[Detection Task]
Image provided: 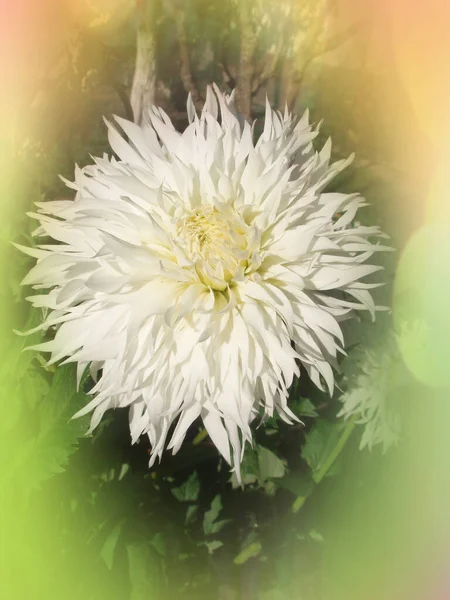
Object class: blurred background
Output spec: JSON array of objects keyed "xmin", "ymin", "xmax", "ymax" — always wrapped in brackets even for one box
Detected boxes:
[{"xmin": 1, "ymin": 1, "xmax": 449, "ymax": 599}]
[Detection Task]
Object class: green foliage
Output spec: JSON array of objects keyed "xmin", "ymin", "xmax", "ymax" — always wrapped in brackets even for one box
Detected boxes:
[
  {"xmin": 4, "ymin": 362, "xmax": 90, "ymax": 493},
  {"xmin": 230, "ymin": 444, "xmax": 287, "ymax": 492},
  {"xmin": 338, "ymin": 328, "xmax": 409, "ymax": 452},
  {"xmin": 28, "ymin": 366, "xmax": 90, "ymax": 482},
  {"xmin": 302, "ymin": 419, "xmax": 348, "ymax": 483},
  {"xmin": 127, "ymin": 543, "xmax": 167, "ymax": 600},
  {"xmin": 203, "ymin": 494, "xmax": 230, "ymax": 536},
  {"xmin": 292, "ymin": 397, "xmax": 319, "ymax": 418},
  {"xmin": 234, "ymin": 539, "xmax": 262, "ymax": 565},
  {"xmin": 171, "ymin": 470, "xmax": 200, "ymax": 502},
  {"xmin": 258, "ymin": 446, "xmax": 286, "ymax": 480},
  {"xmin": 101, "ymin": 521, "xmax": 124, "ymax": 570}
]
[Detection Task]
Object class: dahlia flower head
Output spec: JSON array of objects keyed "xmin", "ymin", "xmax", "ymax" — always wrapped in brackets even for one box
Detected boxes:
[{"xmin": 22, "ymin": 85, "xmax": 388, "ymax": 480}]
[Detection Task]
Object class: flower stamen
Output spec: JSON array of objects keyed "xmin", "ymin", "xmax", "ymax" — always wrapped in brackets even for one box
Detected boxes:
[{"xmin": 176, "ymin": 205, "xmax": 250, "ymax": 290}]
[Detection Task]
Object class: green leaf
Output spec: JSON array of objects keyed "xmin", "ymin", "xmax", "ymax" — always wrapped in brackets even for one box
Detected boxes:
[
  {"xmin": 127, "ymin": 543, "xmax": 166, "ymax": 600},
  {"xmin": 308, "ymin": 529, "xmax": 324, "ymax": 543},
  {"xmin": 257, "ymin": 446, "xmax": 287, "ymax": 480},
  {"xmin": 203, "ymin": 495, "xmax": 230, "ymax": 536},
  {"xmin": 204, "ymin": 540, "xmax": 223, "ymax": 554},
  {"xmin": 301, "ymin": 417, "xmax": 356, "ymax": 484},
  {"xmin": 185, "ymin": 504, "xmax": 199, "ymax": 525},
  {"xmin": 4, "ymin": 364, "xmax": 90, "ymax": 492},
  {"xmin": 301, "ymin": 420, "xmax": 346, "ymax": 482},
  {"xmin": 230, "ymin": 445, "xmax": 286, "ymax": 489},
  {"xmin": 277, "ymin": 473, "xmax": 314, "ymax": 497},
  {"xmin": 292, "ymin": 398, "xmax": 319, "ymax": 418},
  {"xmin": 100, "ymin": 522, "xmax": 123, "ymax": 570},
  {"xmin": 277, "ymin": 472, "xmax": 315, "ymax": 513},
  {"xmin": 230, "ymin": 446, "xmax": 259, "ymax": 487},
  {"xmin": 171, "ymin": 471, "xmax": 200, "ymax": 502},
  {"xmin": 149, "ymin": 532, "xmax": 166, "ymax": 558},
  {"xmin": 20, "ymin": 369, "xmax": 50, "ymax": 411},
  {"xmin": 233, "ymin": 542, "xmax": 262, "ymax": 565}
]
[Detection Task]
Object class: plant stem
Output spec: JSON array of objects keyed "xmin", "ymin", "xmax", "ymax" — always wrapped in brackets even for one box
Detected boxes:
[
  {"xmin": 236, "ymin": 0, "xmax": 256, "ymax": 120},
  {"xmin": 314, "ymin": 415, "xmax": 357, "ymax": 484},
  {"xmin": 292, "ymin": 415, "xmax": 357, "ymax": 513},
  {"xmin": 192, "ymin": 428, "xmax": 208, "ymax": 446}
]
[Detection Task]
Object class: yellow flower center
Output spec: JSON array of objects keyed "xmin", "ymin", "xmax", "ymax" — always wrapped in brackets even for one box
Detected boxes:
[{"xmin": 177, "ymin": 205, "xmax": 249, "ymax": 290}]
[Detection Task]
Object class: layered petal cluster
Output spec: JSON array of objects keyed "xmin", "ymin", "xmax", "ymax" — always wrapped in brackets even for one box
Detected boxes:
[{"xmin": 22, "ymin": 85, "xmax": 388, "ymax": 478}]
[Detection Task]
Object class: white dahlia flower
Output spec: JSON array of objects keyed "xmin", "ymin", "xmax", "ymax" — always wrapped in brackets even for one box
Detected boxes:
[{"xmin": 21, "ymin": 85, "xmax": 388, "ymax": 479}]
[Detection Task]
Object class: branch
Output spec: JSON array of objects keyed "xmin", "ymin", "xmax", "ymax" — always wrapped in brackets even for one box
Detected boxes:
[
  {"xmin": 236, "ymin": 0, "xmax": 257, "ymax": 120},
  {"xmin": 219, "ymin": 60, "xmax": 237, "ymax": 90},
  {"xmin": 114, "ymin": 82, "xmax": 134, "ymax": 122},
  {"xmin": 283, "ymin": 14, "xmax": 361, "ymax": 110},
  {"xmin": 170, "ymin": 5, "xmax": 202, "ymax": 110},
  {"xmin": 251, "ymin": 41, "xmax": 283, "ymax": 96},
  {"xmin": 130, "ymin": 1, "xmax": 156, "ymax": 125},
  {"xmin": 281, "ymin": 53, "xmax": 316, "ymax": 111}
]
